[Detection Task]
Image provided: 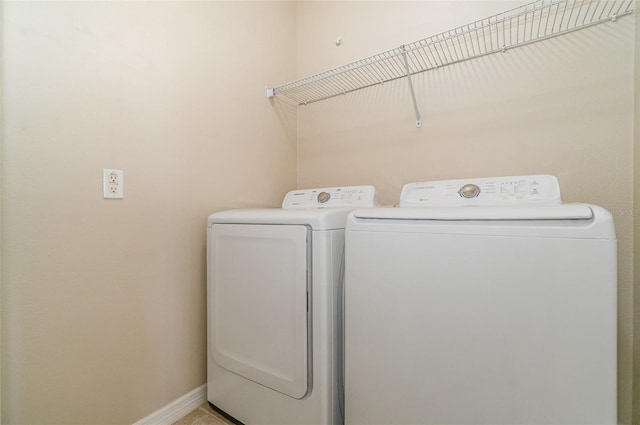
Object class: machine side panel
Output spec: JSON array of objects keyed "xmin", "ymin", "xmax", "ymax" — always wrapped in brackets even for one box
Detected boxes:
[
  {"xmin": 207, "ymin": 227, "xmax": 344, "ymax": 425},
  {"xmin": 345, "ymin": 230, "xmax": 617, "ymax": 425}
]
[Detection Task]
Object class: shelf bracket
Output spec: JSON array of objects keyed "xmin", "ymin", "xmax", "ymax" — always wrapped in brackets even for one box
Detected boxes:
[{"xmin": 401, "ymin": 45, "xmax": 422, "ymax": 128}]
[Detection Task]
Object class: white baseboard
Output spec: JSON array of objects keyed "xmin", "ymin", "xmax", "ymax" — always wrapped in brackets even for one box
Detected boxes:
[{"xmin": 133, "ymin": 384, "xmax": 207, "ymax": 425}]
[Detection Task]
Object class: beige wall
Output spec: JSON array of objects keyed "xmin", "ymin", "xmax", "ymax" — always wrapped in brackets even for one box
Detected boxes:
[
  {"xmin": 634, "ymin": 0, "xmax": 639, "ymax": 422},
  {"xmin": 1, "ymin": 1, "xmax": 296, "ymax": 424},
  {"xmin": 295, "ymin": 1, "xmax": 635, "ymax": 423}
]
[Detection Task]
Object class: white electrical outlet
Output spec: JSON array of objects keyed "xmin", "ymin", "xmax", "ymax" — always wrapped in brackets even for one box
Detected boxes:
[{"xmin": 103, "ymin": 169, "xmax": 124, "ymax": 199}]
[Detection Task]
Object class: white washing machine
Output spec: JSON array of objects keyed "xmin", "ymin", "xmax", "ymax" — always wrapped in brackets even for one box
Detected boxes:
[
  {"xmin": 207, "ymin": 185, "xmax": 378, "ymax": 425},
  {"xmin": 344, "ymin": 175, "xmax": 617, "ymax": 425}
]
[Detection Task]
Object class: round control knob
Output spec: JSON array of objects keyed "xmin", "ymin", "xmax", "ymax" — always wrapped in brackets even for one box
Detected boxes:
[
  {"xmin": 317, "ymin": 192, "xmax": 331, "ymax": 203},
  {"xmin": 458, "ymin": 184, "xmax": 480, "ymax": 199}
]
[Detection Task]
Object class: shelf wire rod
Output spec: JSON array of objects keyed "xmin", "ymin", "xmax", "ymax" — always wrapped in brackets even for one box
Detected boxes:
[
  {"xmin": 439, "ymin": 36, "xmax": 455, "ymax": 63},
  {"xmin": 608, "ymin": 0, "xmax": 618, "ymax": 18},
  {"xmin": 596, "ymin": 0, "xmax": 604, "ymax": 20},
  {"xmin": 389, "ymin": 56, "xmax": 409, "ymax": 77},
  {"xmin": 582, "ymin": 0, "xmax": 594, "ymax": 26},
  {"xmin": 454, "ymin": 35, "xmax": 465, "ymax": 61},
  {"xmin": 352, "ymin": 68, "xmax": 377, "ymax": 91},
  {"xmin": 531, "ymin": 5, "xmax": 538, "ymax": 41},
  {"xmin": 552, "ymin": 0, "xmax": 563, "ymax": 31},
  {"xmin": 343, "ymin": 68, "xmax": 369, "ymax": 91},
  {"xmin": 304, "ymin": 77, "xmax": 332, "ymax": 97},
  {"xmin": 428, "ymin": 42, "xmax": 443, "ymax": 67},
  {"xmin": 613, "ymin": 0, "xmax": 627, "ymax": 18},
  {"xmin": 559, "ymin": 0, "xmax": 569, "ymax": 31},
  {"xmin": 348, "ymin": 69, "xmax": 370, "ymax": 90},
  {"xmin": 423, "ymin": 43, "xmax": 437, "ymax": 69},
  {"xmin": 314, "ymin": 75, "xmax": 343, "ymax": 99},
  {"xmin": 315, "ymin": 76, "xmax": 345, "ymax": 99},
  {"xmin": 334, "ymin": 70, "xmax": 359, "ymax": 93},
  {"xmin": 430, "ymin": 37, "xmax": 445, "ymax": 66},
  {"xmin": 441, "ymin": 34, "xmax": 456, "ymax": 65},
  {"xmin": 367, "ymin": 58, "xmax": 389, "ymax": 84},
  {"xmin": 566, "ymin": 0, "xmax": 578, "ymax": 30},
  {"xmin": 449, "ymin": 35, "xmax": 460, "ymax": 61},
  {"xmin": 419, "ymin": 36, "xmax": 438, "ymax": 66},
  {"xmin": 481, "ymin": 18, "xmax": 489, "ymax": 54},
  {"xmin": 547, "ymin": 2, "xmax": 557, "ymax": 34},
  {"xmin": 372, "ymin": 55, "xmax": 396, "ymax": 80},
  {"xmin": 613, "ymin": 0, "xmax": 631, "ymax": 18},
  {"xmin": 410, "ymin": 49, "xmax": 426, "ymax": 73},
  {"xmin": 528, "ymin": 3, "xmax": 535, "ymax": 40},
  {"xmin": 486, "ymin": 18, "xmax": 494, "ymax": 52},
  {"xmin": 575, "ymin": 0, "xmax": 587, "ymax": 27},
  {"xmin": 431, "ymin": 35, "xmax": 447, "ymax": 66},
  {"xmin": 420, "ymin": 42, "xmax": 438, "ymax": 70},
  {"xmin": 411, "ymin": 43, "xmax": 430, "ymax": 71},
  {"xmin": 524, "ymin": 8, "xmax": 530, "ymax": 41},
  {"xmin": 593, "ymin": 1, "xmax": 605, "ymax": 21},
  {"xmin": 473, "ymin": 25, "xmax": 483, "ymax": 55},
  {"xmin": 350, "ymin": 66, "xmax": 373, "ymax": 89},
  {"xmin": 459, "ymin": 25, "xmax": 471, "ymax": 58},
  {"xmin": 470, "ymin": 24, "xmax": 479, "ymax": 55},
  {"xmin": 508, "ymin": 14, "xmax": 513, "ymax": 47},
  {"xmin": 622, "ymin": 0, "xmax": 634, "ymax": 17},
  {"xmin": 605, "ymin": 0, "xmax": 616, "ymax": 18},
  {"xmin": 405, "ymin": 51, "xmax": 419, "ymax": 74},
  {"xmin": 464, "ymin": 25, "xmax": 477, "ymax": 58},
  {"xmin": 342, "ymin": 67, "xmax": 366, "ymax": 91},
  {"xmin": 536, "ymin": 4, "xmax": 544, "ymax": 38},
  {"xmin": 543, "ymin": 1, "xmax": 552, "ymax": 34},
  {"xmin": 371, "ymin": 54, "xmax": 395, "ymax": 80},
  {"xmin": 478, "ymin": 22, "xmax": 487, "ymax": 53},
  {"xmin": 357, "ymin": 58, "xmax": 380, "ymax": 83},
  {"xmin": 544, "ymin": 2, "xmax": 556, "ymax": 36}
]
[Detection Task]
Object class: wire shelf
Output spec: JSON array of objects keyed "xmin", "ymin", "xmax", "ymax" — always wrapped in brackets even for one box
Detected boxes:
[{"xmin": 267, "ymin": 0, "xmax": 633, "ymax": 110}]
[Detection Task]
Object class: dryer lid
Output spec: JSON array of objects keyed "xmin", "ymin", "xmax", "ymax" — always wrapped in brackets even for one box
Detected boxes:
[{"xmin": 208, "ymin": 208, "xmax": 357, "ymax": 230}]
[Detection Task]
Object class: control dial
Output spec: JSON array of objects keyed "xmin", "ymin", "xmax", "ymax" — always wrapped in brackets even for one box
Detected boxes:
[
  {"xmin": 458, "ymin": 183, "xmax": 480, "ymax": 199},
  {"xmin": 317, "ymin": 191, "xmax": 331, "ymax": 203}
]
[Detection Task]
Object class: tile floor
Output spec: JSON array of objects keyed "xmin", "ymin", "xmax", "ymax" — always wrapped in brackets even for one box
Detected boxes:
[{"xmin": 172, "ymin": 402, "xmax": 237, "ymax": 425}]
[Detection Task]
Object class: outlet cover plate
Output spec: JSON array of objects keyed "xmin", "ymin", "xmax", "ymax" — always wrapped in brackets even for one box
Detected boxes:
[{"xmin": 103, "ymin": 169, "xmax": 124, "ymax": 199}]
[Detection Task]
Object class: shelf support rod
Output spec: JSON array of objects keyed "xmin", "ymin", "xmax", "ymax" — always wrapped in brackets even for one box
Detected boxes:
[{"xmin": 401, "ymin": 45, "xmax": 422, "ymax": 128}]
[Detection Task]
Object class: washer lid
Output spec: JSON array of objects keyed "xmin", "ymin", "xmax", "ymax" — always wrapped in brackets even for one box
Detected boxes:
[
  {"xmin": 349, "ymin": 204, "xmax": 615, "ymax": 239},
  {"xmin": 353, "ymin": 204, "xmax": 594, "ymax": 221}
]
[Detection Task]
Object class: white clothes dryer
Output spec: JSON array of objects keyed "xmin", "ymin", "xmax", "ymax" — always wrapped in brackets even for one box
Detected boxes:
[
  {"xmin": 344, "ymin": 175, "xmax": 616, "ymax": 425},
  {"xmin": 207, "ymin": 186, "xmax": 377, "ymax": 425}
]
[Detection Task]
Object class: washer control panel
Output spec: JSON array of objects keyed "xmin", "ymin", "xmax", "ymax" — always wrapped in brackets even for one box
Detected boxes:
[
  {"xmin": 400, "ymin": 175, "xmax": 561, "ymax": 207},
  {"xmin": 282, "ymin": 185, "xmax": 379, "ymax": 209}
]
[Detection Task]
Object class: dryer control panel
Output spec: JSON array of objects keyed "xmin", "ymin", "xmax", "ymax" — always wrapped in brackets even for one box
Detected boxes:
[
  {"xmin": 400, "ymin": 175, "xmax": 561, "ymax": 207},
  {"xmin": 283, "ymin": 185, "xmax": 379, "ymax": 209}
]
